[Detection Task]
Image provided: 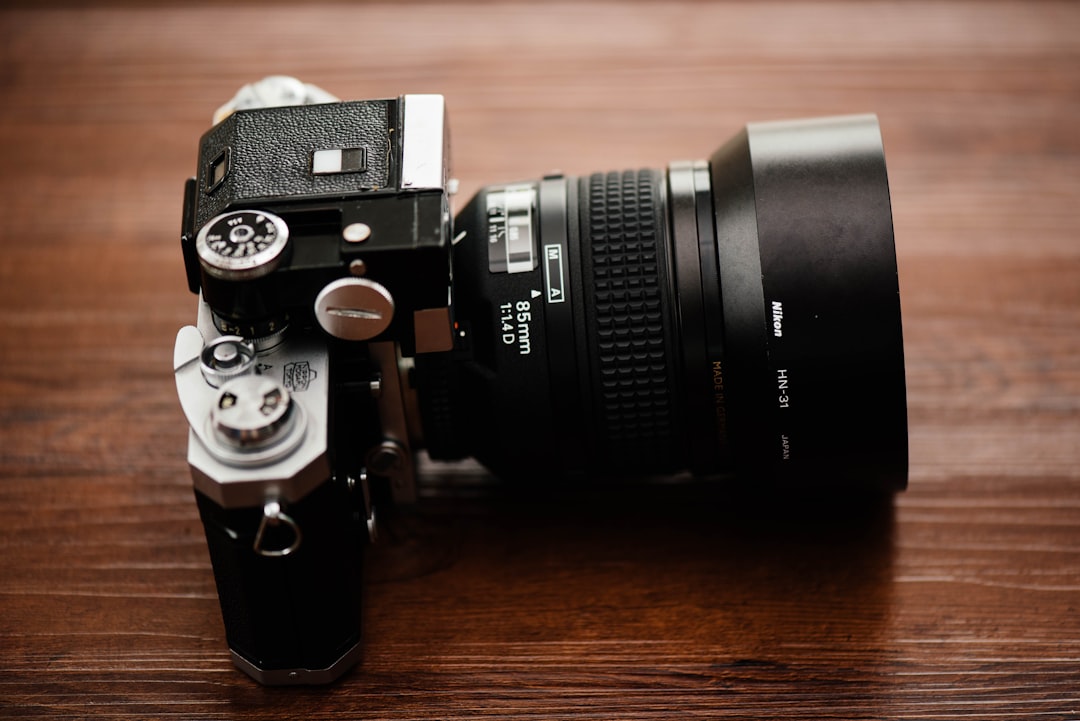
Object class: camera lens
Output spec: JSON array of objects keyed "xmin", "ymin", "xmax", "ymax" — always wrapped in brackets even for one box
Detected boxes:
[{"xmin": 419, "ymin": 114, "xmax": 907, "ymax": 491}]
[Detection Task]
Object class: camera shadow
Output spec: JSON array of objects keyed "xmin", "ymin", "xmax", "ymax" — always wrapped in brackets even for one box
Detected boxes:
[{"xmin": 366, "ymin": 465, "xmax": 897, "ymax": 678}]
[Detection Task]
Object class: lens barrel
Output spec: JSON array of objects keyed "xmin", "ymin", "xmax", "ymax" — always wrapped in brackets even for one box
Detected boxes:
[{"xmin": 420, "ymin": 114, "xmax": 906, "ymax": 491}]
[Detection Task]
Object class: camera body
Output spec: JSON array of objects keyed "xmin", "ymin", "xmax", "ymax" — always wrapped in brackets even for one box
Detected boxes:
[{"xmin": 174, "ymin": 92, "xmax": 454, "ymax": 683}]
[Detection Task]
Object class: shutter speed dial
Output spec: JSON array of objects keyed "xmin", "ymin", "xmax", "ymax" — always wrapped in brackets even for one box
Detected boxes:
[{"xmin": 196, "ymin": 210, "xmax": 289, "ymax": 281}]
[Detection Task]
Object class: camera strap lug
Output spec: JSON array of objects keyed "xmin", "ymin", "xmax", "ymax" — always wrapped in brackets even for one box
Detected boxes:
[
  {"xmin": 346, "ymin": 472, "xmax": 378, "ymax": 544},
  {"xmin": 252, "ymin": 500, "xmax": 302, "ymax": 557},
  {"xmin": 368, "ymin": 342, "xmax": 418, "ymax": 504}
]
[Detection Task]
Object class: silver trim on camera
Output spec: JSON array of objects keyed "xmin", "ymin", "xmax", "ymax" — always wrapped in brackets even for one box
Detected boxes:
[
  {"xmin": 174, "ymin": 298, "xmax": 331, "ymax": 509},
  {"xmin": 400, "ymin": 94, "xmax": 448, "ymax": 191},
  {"xmin": 231, "ymin": 641, "xmax": 362, "ymax": 685}
]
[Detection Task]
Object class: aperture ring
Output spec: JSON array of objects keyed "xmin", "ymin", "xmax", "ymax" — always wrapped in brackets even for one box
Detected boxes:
[{"xmin": 539, "ymin": 175, "xmax": 587, "ymax": 474}]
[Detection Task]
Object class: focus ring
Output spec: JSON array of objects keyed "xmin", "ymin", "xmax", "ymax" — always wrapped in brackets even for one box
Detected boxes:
[{"xmin": 581, "ymin": 170, "xmax": 680, "ymax": 470}]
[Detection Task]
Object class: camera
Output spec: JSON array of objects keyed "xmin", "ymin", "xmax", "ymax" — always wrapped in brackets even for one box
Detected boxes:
[{"xmin": 173, "ymin": 78, "xmax": 907, "ymax": 684}]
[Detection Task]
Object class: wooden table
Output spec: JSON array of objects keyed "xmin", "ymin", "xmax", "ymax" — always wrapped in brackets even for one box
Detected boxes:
[{"xmin": 2, "ymin": 2, "xmax": 1078, "ymax": 718}]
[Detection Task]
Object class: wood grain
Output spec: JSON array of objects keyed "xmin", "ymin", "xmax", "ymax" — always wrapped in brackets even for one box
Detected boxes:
[{"xmin": 1, "ymin": 2, "xmax": 1078, "ymax": 718}]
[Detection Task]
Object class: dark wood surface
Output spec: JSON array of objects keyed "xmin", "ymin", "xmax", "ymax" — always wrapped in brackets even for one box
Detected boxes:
[{"xmin": 2, "ymin": 2, "xmax": 1079, "ymax": 718}]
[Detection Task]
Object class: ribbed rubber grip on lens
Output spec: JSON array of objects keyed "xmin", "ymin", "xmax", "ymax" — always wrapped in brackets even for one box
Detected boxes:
[{"xmin": 582, "ymin": 169, "xmax": 679, "ymax": 468}]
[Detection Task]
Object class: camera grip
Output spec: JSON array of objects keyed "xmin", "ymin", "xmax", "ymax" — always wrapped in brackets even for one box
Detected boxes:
[{"xmin": 195, "ymin": 478, "xmax": 365, "ymax": 684}]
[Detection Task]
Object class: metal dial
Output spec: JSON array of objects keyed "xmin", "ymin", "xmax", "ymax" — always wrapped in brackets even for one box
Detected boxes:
[
  {"xmin": 195, "ymin": 210, "xmax": 289, "ymax": 281},
  {"xmin": 210, "ymin": 375, "xmax": 296, "ymax": 451}
]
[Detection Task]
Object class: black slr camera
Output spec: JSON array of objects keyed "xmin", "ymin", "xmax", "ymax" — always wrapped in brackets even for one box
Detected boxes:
[{"xmin": 173, "ymin": 78, "xmax": 907, "ymax": 684}]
